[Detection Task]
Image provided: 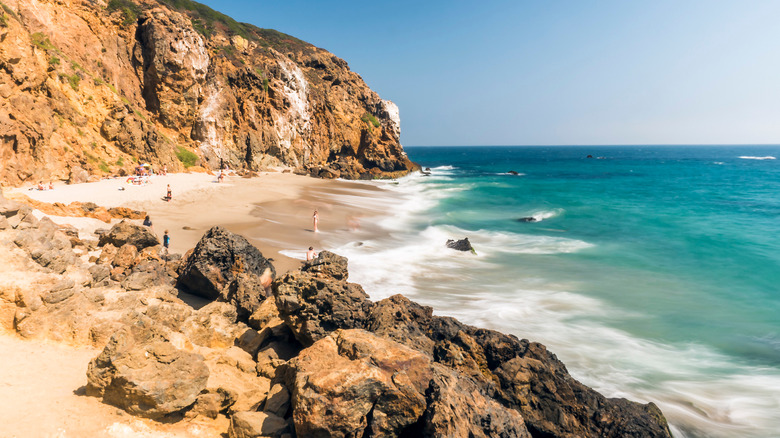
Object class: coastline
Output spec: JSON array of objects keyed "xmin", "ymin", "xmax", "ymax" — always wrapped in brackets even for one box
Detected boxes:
[
  {"xmin": 6, "ymin": 171, "xmax": 394, "ymax": 275},
  {"xmin": 0, "ymin": 166, "xmax": 676, "ymax": 437}
]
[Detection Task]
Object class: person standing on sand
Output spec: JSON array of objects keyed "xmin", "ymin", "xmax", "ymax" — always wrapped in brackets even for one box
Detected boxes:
[
  {"xmin": 165, "ymin": 184, "xmax": 172, "ymax": 202},
  {"xmin": 306, "ymin": 246, "xmax": 317, "ymax": 261},
  {"xmin": 312, "ymin": 209, "xmax": 319, "ymax": 232},
  {"xmin": 162, "ymin": 230, "xmax": 170, "ymax": 254}
]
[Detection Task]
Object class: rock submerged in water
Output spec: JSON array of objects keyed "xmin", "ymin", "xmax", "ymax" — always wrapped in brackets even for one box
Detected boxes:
[
  {"xmin": 518, "ymin": 216, "xmax": 539, "ymax": 222},
  {"xmin": 446, "ymin": 237, "xmax": 476, "ymax": 254}
]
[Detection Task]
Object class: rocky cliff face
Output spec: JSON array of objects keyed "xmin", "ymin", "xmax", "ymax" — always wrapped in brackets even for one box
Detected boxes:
[{"xmin": 0, "ymin": 0, "xmax": 417, "ymax": 186}]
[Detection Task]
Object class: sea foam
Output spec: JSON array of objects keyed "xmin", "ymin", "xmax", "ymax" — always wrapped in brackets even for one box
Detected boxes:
[{"xmin": 739, "ymin": 156, "xmax": 776, "ymax": 160}]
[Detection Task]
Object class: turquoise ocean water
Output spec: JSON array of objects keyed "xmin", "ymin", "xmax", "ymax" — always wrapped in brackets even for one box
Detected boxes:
[{"xmin": 324, "ymin": 145, "xmax": 780, "ymax": 438}]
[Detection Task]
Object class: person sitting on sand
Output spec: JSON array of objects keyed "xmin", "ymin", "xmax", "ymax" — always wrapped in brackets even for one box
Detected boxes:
[
  {"xmin": 312, "ymin": 209, "xmax": 319, "ymax": 232},
  {"xmin": 165, "ymin": 184, "xmax": 172, "ymax": 201},
  {"xmin": 48, "ymin": 182, "xmax": 54, "ymax": 190},
  {"xmin": 142, "ymin": 215, "xmax": 155, "ymax": 233},
  {"xmin": 306, "ymin": 246, "xmax": 317, "ymax": 261},
  {"xmin": 37, "ymin": 181, "xmax": 44, "ymax": 191}
]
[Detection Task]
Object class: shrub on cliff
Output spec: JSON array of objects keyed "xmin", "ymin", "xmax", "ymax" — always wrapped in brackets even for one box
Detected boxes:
[{"xmin": 175, "ymin": 146, "xmax": 198, "ymax": 168}]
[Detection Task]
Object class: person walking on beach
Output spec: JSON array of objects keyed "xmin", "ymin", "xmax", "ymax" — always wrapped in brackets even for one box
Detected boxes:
[
  {"xmin": 306, "ymin": 246, "xmax": 317, "ymax": 261},
  {"xmin": 312, "ymin": 209, "xmax": 319, "ymax": 232},
  {"xmin": 165, "ymin": 184, "xmax": 172, "ymax": 202}
]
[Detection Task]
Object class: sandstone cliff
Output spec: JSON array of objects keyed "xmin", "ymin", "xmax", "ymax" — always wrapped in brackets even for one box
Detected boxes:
[{"xmin": 0, "ymin": 0, "xmax": 416, "ymax": 186}]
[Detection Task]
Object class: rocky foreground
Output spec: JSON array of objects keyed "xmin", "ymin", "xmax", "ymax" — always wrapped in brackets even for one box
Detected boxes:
[{"xmin": 0, "ymin": 190, "xmax": 672, "ymax": 437}]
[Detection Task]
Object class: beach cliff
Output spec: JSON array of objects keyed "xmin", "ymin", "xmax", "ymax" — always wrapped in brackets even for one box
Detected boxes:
[
  {"xmin": 0, "ymin": 187, "xmax": 673, "ymax": 437},
  {"xmin": 0, "ymin": 0, "xmax": 417, "ymax": 187}
]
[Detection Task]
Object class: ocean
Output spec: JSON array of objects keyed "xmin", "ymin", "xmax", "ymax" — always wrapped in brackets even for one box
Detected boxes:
[{"xmin": 325, "ymin": 145, "xmax": 780, "ymax": 438}]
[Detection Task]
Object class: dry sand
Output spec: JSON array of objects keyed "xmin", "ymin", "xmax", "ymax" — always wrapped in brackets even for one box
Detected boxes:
[
  {"xmin": 1, "ymin": 170, "xmax": 397, "ymax": 437},
  {"xmin": 8, "ymin": 171, "xmax": 393, "ymax": 273}
]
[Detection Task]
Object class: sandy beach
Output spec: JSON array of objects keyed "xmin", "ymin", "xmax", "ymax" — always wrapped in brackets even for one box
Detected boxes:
[{"xmin": 7, "ymin": 171, "xmax": 393, "ymax": 274}]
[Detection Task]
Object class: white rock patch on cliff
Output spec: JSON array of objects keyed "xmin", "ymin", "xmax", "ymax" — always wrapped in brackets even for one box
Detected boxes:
[
  {"xmin": 383, "ymin": 100, "xmax": 401, "ymax": 139},
  {"xmin": 273, "ymin": 59, "xmax": 311, "ymax": 151},
  {"xmin": 199, "ymin": 81, "xmax": 227, "ymax": 161}
]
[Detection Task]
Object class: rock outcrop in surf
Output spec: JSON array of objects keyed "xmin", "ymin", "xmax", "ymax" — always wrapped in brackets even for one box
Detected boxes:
[{"xmin": 0, "ymin": 191, "xmax": 673, "ymax": 437}]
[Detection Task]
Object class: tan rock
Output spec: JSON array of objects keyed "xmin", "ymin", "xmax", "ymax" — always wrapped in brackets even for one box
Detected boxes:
[{"xmin": 287, "ymin": 329, "xmax": 429, "ymax": 437}]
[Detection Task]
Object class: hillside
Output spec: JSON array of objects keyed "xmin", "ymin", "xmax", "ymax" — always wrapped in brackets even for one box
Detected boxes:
[{"xmin": 0, "ymin": 0, "xmax": 417, "ymax": 186}]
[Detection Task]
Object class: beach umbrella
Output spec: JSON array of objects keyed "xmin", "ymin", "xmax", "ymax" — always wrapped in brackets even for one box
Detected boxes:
[{"xmin": 141, "ymin": 163, "xmax": 151, "ymax": 167}]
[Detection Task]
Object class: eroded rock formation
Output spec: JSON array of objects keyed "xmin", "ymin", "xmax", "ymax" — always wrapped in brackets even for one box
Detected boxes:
[{"xmin": 0, "ymin": 0, "xmax": 417, "ymax": 187}]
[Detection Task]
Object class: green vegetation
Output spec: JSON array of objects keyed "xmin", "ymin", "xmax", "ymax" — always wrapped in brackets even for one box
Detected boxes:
[
  {"xmin": 0, "ymin": 1, "xmax": 19, "ymax": 27},
  {"xmin": 263, "ymin": 78, "xmax": 269, "ymax": 93},
  {"xmin": 175, "ymin": 146, "xmax": 198, "ymax": 168},
  {"xmin": 106, "ymin": 0, "xmax": 140, "ymax": 26},
  {"xmin": 133, "ymin": 108, "xmax": 148, "ymax": 122},
  {"xmin": 58, "ymin": 73, "xmax": 80, "ymax": 91},
  {"xmin": 116, "ymin": 157, "xmax": 125, "ymax": 166},
  {"xmin": 98, "ymin": 160, "xmax": 111, "ymax": 173},
  {"xmin": 49, "ymin": 56, "xmax": 60, "ymax": 66},
  {"xmin": 94, "ymin": 77, "xmax": 104, "ymax": 86},
  {"xmin": 361, "ymin": 113, "xmax": 381, "ymax": 128},
  {"xmin": 218, "ymin": 45, "xmax": 235, "ymax": 56},
  {"xmin": 31, "ymin": 32, "xmax": 56, "ymax": 51},
  {"xmin": 84, "ymin": 151, "xmax": 98, "ymax": 163},
  {"xmin": 160, "ymin": 0, "xmax": 254, "ymax": 39},
  {"xmin": 77, "ymin": 128, "xmax": 84, "ymax": 137}
]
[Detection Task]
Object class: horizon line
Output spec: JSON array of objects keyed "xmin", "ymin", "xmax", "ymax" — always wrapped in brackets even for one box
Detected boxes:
[{"xmin": 403, "ymin": 143, "xmax": 780, "ymax": 147}]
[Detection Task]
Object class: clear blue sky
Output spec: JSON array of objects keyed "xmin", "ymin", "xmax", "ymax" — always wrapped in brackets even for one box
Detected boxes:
[{"xmin": 197, "ymin": 0, "xmax": 780, "ymax": 146}]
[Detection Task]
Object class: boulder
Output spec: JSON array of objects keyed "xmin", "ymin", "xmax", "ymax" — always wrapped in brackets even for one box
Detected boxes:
[
  {"xmin": 422, "ymin": 366, "xmax": 531, "ymax": 438},
  {"xmin": 112, "ymin": 244, "xmax": 138, "ymax": 268},
  {"xmin": 98, "ymin": 220, "xmax": 159, "ymax": 250},
  {"xmin": 446, "ymin": 237, "xmax": 475, "ymax": 253},
  {"xmin": 301, "ymin": 250, "xmax": 349, "ymax": 280},
  {"xmin": 283, "ymin": 329, "xmax": 430, "ymax": 437},
  {"xmin": 13, "ymin": 220, "xmax": 77, "ymax": 274},
  {"xmin": 69, "ymin": 166, "xmax": 89, "ymax": 184},
  {"xmin": 86, "ymin": 317, "xmax": 209, "ymax": 419},
  {"xmin": 273, "ymin": 270, "xmax": 372, "ymax": 347},
  {"xmin": 229, "ymin": 411, "xmax": 289, "ymax": 438},
  {"xmin": 262, "ymin": 384, "xmax": 290, "ymax": 418},
  {"xmin": 0, "ymin": 190, "xmax": 23, "ymax": 217},
  {"xmin": 177, "ymin": 226, "xmax": 275, "ymax": 318}
]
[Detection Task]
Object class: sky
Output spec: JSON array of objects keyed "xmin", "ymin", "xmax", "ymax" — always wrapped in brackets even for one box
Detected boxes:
[{"xmin": 197, "ymin": 0, "xmax": 780, "ymax": 146}]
